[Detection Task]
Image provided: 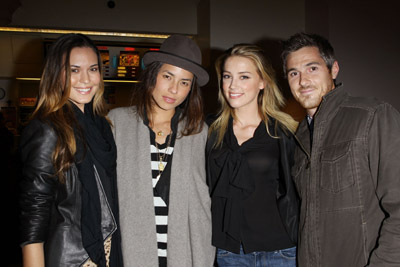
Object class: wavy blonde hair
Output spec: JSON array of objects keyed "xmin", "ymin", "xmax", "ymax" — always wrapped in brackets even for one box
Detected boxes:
[
  {"xmin": 209, "ymin": 44, "xmax": 298, "ymax": 147},
  {"xmin": 31, "ymin": 34, "xmax": 107, "ymax": 181}
]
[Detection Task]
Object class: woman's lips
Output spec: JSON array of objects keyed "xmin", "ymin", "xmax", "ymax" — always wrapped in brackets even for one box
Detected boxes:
[
  {"xmin": 74, "ymin": 87, "xmax": 92, "ymax": 95},
  {"xmin": 163, "ymin": 96, "xmax": 176, "ymax": 104},
  {"xmin": 229, "ymin": 93, "xmax": 243, "ymax": 99}
]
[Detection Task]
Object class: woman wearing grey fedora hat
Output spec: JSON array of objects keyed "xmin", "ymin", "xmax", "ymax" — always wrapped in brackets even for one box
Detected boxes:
[{"xmin": 108, "ymin": 35, "xmax": 215, "ymax": 267}]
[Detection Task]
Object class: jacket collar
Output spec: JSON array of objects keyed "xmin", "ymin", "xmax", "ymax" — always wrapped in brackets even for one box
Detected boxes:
[
  {"xmin": 295, "ymin": 83, "xmax": 347, "ymax": 155},
  {"xmin": 296, "ymin": 119, "xmax": 311, "ymax": 155},
  {"xmin": 315, "ymin": 83, "xmax": 347, "ymax": 123}
]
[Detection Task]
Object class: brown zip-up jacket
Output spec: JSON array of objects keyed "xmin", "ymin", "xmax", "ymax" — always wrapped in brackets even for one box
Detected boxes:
[{"xmin": 292, "ymin": 85, "xmax": 400, "ymax": 266}]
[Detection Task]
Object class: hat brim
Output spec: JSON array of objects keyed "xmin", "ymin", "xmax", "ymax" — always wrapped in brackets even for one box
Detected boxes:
[{"xmin": 143, "ymin": 52, "xmax": 209, "ymax": 86}]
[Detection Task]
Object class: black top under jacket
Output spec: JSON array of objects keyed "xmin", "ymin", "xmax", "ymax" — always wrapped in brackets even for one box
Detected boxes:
[{"xmin": 206, "ymin": 116, "xmax": 299, "ymax": 254}]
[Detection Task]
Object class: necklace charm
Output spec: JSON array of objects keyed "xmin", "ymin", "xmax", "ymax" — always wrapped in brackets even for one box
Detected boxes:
[
  {"xmin": 154, "ymin": 131, "xmax": 173, "ymax": 174},
  {"xmin": 158, "ymin": 162, "xmax": 165, "ymax": 171}
]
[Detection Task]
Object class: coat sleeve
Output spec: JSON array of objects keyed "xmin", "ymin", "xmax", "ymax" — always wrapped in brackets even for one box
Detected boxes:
[
  {"xmin": 19, "ymin": 120, "xmax": 58, "ymax": 246},
  {"xmin": 188, "ymin": 126, "xmax": 216, "ymax": 266},
  {"xmin": 277, "ymin": 130, "xmax": 299, "ymax": 244},
  {"xmin": 367, "ymin": 103, "xmax": 400, "ymax": 266}
]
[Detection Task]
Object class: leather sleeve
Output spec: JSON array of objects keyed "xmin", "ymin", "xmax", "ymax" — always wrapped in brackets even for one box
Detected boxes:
[
  {"xmin": 367, "ymin": 103, "xmax": 400, "ymax": 266},
  {"xmin": 277, "ymin": 128, "xmax": 299, "ymax": 244},
  {"xmin": 19, "ymin": 120, "xmax": 58, "ymax": 246}
]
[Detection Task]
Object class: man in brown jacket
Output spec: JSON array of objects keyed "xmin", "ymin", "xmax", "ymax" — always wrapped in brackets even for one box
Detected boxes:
[{"xmin": 281, "ymin": 32, "xmax": 400, "ymax": 266}]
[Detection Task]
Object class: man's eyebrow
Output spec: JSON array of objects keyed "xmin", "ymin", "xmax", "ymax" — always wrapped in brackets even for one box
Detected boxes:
[
  {"xmin": 287, "ymin": 61, "xmax": 322, "ymax": 73},
  {"xmin": 305, "ymin": 61, "xmax": 321, "ymax": 66}
]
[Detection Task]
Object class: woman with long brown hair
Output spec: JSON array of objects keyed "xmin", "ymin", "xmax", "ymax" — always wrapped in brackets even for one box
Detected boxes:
[
  {"xmin": 108, "ymin": 35, "xmax": 215, "ymax": 266},
  {"xmin": 19, "ymin": 33, "xmax": 123, "ymax": 267},
  {"xmin": 207, "ymin": 44, "xmax": 299, "ymax": 266}
]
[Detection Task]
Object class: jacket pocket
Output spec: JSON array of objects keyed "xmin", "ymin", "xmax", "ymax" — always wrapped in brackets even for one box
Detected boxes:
[{"xmin": 320, "ymin": 142, "xmax": 355, "ymax": 193}]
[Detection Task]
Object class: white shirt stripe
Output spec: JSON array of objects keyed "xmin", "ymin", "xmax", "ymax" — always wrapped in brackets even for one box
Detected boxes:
[
  {"xmin": 153, "ymin": 196, "xmax": 167, "ymax": 207},
  {"xmin": 156, "ymin": 215, "xmax": 168, "ymax": 225},
  {"xmin": 157, "ymin": 233, "xmax": 168, "ymax": 243},
  {"xmin": 157, "ymin": 248, "xmax": 167, "ymax": 257},
  {"xmin": 150, "ymin": 145, "xmax": 174, "ymax": 154}
]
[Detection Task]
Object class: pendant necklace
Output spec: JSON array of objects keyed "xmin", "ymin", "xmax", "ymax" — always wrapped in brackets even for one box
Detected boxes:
[{"xmin": 155, "ymin": 131, "xmax": 173, "ymax": 173}]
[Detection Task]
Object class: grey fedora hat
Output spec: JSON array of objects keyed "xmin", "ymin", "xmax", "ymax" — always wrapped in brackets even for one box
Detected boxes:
[{"xmin": 143, "ymin": 35, "xmax": 209, "ymax": 86}]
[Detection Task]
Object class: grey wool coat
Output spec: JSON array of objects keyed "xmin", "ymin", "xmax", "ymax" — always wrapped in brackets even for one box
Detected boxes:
[{"xmin": 108, "ymin": 107, "xmax": 215, "ymax": 267}]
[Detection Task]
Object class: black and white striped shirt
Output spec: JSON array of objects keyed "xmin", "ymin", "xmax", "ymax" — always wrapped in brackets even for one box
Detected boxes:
[{"xmin": 150, "ymin": 135, "xmax": 175, "ymax": 267}]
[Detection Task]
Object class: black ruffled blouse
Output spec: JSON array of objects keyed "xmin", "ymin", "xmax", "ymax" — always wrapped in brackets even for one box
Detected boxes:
[{"xmin": 207, "ymin": 117, "xmax": 295, "ymax": 253}]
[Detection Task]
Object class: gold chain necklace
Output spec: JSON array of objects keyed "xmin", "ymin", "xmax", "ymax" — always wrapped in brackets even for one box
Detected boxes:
[{"xmin": 154, "ymin": 131, "xmax": 173, "ymax": 172}]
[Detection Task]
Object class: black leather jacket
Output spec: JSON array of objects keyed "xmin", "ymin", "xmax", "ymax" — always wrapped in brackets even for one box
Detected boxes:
[{"xmin": 19, "ymin": 119, "xmax": 117, "ymax": 266}]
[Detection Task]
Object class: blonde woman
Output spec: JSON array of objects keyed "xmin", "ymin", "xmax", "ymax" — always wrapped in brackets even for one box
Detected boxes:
[
  {"xmin": 19, "ymin": 34, "xmax": 123, "ymax": 267},
  {"xmin": 207, "ymin": 44, "xmax": 299, "ymax": 266}
]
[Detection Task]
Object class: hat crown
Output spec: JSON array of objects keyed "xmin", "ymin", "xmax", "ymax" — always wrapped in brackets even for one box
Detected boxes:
[
  {"xmin": 142, "ymin": 34, "xmax": 209, "ymax": 86},
  {"xmin": 160, "ymin": 35, "xmax": 202, "ymax": 65}
]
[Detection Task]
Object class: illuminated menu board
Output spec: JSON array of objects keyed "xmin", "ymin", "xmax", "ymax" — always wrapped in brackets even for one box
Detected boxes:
[
  {"xmin": 117, "ymin": 50, "xmax": 140, "ymax": 79},
  {"xmin": 97, "ymin": 45, "xmax": 159, "ymax": 80},
  {"xmin": 44, "ymin": 39, "xmax": 160, "ymax": 81},
  {"xmin": 99, "ymin": 50, "xmax": 111, "ymax": 77}
]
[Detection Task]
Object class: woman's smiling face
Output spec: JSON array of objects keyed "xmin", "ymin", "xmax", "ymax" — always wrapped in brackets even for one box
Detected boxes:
[
  {"xmin": 68, "ymin": 47, "xmax": 101, "ymax": 112},
  {"xmin": 222, "ymin": 56, "xmax": 265, "ymax": 112}
]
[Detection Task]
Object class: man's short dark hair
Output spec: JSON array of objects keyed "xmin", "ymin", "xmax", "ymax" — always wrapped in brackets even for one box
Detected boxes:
[{"xmin": 281, "ymin": 32, "xmax": 336, "ymax": 76}]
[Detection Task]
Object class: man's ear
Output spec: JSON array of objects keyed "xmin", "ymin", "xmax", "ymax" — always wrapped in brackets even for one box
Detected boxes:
[{"xmin": 331, "ymin": 61, "xmax": 339, "ymax": 79}]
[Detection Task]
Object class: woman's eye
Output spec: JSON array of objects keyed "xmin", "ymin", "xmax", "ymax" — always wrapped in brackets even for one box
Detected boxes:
[
  {"xmin": 90, "ymin": 67, "xmax": 99, "ymax": 72},
  {"xmin": 163, "ymin": 74, "xmax": 171, "ymax": 80},
  {"xmin": 310, "ymin": 66, "xmax": 318, "ymax": 72},
  {"xmin": 240, "ymin": 75, "xmax": 249, "ymax": 80},
  {"xmin": 288, "ymin": 71, "xmax": 298, "ymax": 78},
  {"xmin": 222, "ymin": 74, "xmax": 231, "ymax": 79},
  {"xmin": 71, "ymin": 68, "xmax": 79, "ymax": 73}
]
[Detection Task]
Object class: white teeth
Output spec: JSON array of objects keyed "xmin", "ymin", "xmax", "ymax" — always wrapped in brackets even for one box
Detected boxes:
[
  {"xmin": 77, "ymin": 88, "xmax": 90, "ymax": 92},
  {"xmin": 230, "ymin": 93, "xmax": 241, "ymax": 97}
]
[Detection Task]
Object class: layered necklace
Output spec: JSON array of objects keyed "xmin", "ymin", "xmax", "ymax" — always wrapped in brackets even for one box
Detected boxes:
[{"xmin": 154, "ymin": 131, "xmax": 173, "ymax": 173}]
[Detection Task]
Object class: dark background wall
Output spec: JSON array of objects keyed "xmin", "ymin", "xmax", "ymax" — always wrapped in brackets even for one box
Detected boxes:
[
  {"xmin": 2, "ymin": 0, "xmax": 399, "ymax": 113},
  {"xmin": 307, "ymin": 0, "xmax": 400, "ymax": 111}
]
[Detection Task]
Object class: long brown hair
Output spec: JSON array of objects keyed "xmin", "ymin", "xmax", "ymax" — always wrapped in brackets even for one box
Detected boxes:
[
  {"xmin": 132, "ymin": 61, "xmax": 204, "ymax": 137},
  {"xmin": 31, "ymin": 33, "xmax": 107, "ymax": 181},
  {"xmin": 210, "ymin": 44, "xmax": 298, "ymax": 147}
]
